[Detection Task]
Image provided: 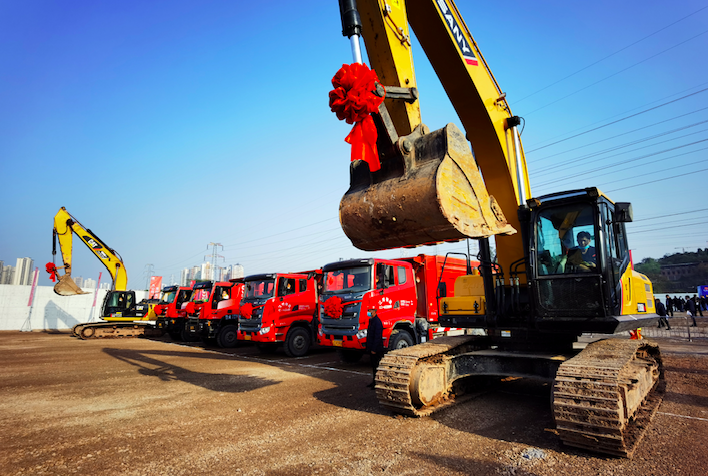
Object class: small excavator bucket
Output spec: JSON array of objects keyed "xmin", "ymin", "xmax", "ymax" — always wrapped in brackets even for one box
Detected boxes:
[
  {"xmin": 54, "ymin": 273, "xmax": 89, "ymax": 296},
  {"xmin": 340, "ymin": 122, "xmax": 516, "ymax": 251}
]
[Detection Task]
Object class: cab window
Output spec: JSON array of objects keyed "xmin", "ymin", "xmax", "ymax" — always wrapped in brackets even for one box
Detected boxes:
[
  {"xmin": 536, "ymin": 203, "xmax": 598, "ymax": 275},
  {"xmin": 397, "ymin": 266, "xmax": 407, "ymax": 285}
]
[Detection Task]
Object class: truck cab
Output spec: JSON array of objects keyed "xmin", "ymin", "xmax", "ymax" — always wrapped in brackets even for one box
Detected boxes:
[
  {"xmin": 192, "ymin": 280, "xmax": 244, "ymax": 348},
  {"xmin": 317, "ymin": 258, "xmax": 418, "ymax": 361},
  {"xmin": 183, "ymin": 281, "xmax": 235, "ymax": 343},
  {"xmin": 154, "ymin": 285, "xmax": 193, "ymax": 335},
  {"xmin": 237, "ymin": 272, "xmax": 320, "ymax": 357}
]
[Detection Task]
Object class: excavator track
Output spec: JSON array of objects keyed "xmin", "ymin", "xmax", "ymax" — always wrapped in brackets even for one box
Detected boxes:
[
  {"xmin": 71, "ymin": 322, "xmax": 162, "ymax": 340},
  {"xmin": 376, "ymin": 336, "xmax": 664, "ymax": 458},
  {"xmin": 375, "ymin": 336, "xmax": 478, "ymax": 416},
  {"xmin": 553, "ymin": 338, "xmax": 664, "ymax": 458}
]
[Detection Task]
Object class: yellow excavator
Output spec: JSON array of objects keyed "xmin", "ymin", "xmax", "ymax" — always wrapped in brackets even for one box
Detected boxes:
[
  {"xmin": 49, "ymin": 207, "xmax": 159, "ymax": 339},
  {"xmin": 334, "ymin": 0, "xmax": 663, "ymax": 457}
]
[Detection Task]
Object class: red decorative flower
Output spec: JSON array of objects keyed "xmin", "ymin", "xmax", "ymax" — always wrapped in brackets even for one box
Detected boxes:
[
  {"xmin": 45, "ymin": 262, "xmax": 58, "ymax": 282},
  {"xmin": 329, "ymin": 63, "xmax": 385, "ymax": 172},
  {"xmin": 240, "ymin": 303, "xmax": 254, "ymax": 319},
  {"xmin": 324, "ymin": 296, "xmax": 344, "ymax": 319}
]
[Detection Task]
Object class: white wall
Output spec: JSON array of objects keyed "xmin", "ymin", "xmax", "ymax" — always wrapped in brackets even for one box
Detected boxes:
[{"xmin": 0, "ymin": 285, "xmax": 148, "ymax": 331}]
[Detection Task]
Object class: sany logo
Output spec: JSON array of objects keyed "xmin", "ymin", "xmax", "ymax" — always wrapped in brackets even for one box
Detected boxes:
[
  {"xmin": 435, "ymin": 0, "xmax": 478, "ymax": 66},
  {"xmin": 278, "ymin": 302, "xmax": 293, "ymax": 312},
  {"xmin": 378, "ymin": 297, "xmax": 393, "ymax": 310}
]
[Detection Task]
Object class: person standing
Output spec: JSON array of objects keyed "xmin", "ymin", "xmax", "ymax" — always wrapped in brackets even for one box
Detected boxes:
[
  {"xmin": 694, "ymin": 295, "xmax": 704, "ymax": 317},
  {"xmin": 365, "ymin": 308, "xmax": 385, "ymax": 388},
  {"xmin": 656, "ymin": 298, "xmax": 671, "ymax": 330},
  {"xmin": 665, "ymin": 295, "xmax": 674, "ymax": 317},
  {"xmin": 685, "ymin": 295, "xmax": 697, "ymax": 327}
]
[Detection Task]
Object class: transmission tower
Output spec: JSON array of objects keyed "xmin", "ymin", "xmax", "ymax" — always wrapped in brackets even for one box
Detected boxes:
[
  {"xmin": 143, "ymin": 264, "xmax": 155, "ymax": 290},
  {"xmin": 206, "ymin": 243, "xmax": 224, "ymax": 281}
]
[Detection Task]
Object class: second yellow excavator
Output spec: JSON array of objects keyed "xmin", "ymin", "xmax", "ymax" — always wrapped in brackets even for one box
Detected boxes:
[
  {"xmin": 49, "ymin": 207, "xmax": 159, "ymax": 339},
  {"xmin": 332, "ymin": 0, "xmax": 663, "ymax": 458}
]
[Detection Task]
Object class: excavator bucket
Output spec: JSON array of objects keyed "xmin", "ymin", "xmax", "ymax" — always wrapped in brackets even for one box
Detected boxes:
[
  {"xmin": 54, "ymin": 273, "xmax": 89, "ymax": 296},
  {"xmin": 340, "ymin": 122, "xmax": 516, "ymax": 251}
]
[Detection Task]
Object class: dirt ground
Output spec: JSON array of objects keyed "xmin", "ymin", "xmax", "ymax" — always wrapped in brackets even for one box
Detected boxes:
[{"xmin": 1, "ymin": 331, "xmax": 707, "ymax": 476}]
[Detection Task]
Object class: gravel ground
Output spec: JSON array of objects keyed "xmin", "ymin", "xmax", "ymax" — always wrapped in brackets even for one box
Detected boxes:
[{"xmin": 0, "ymin": 330, "xmax": 706, "ymax": 476}]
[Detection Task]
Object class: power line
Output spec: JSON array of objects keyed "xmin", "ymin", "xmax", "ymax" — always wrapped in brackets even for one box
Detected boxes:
[
  {"xmin": 633, "ymin": 208, "xmax": 708, "ymax": 222},
  {"xmin": 597, "ymin": 157, "xmax": 708, "ymax": 188},
  {"xmin": 531, "ymin": 122, "xmax": 708, "ymax": 176},
  {"xmin": 516, "ymin": 5, "xmax": 708, "ymax": 104},
  {"xmin": 574, "ymin": 146, "xmax": 708, "ymax": 183},
  {"xmin": 523, "ymin": 28, "xmax": 708, "ymax": 117},
  {"xmin": 526, "ymin": 87, "xmax": 708, "ymax": 153},
  {"xmin": 528, "ymin": 106, "xmax": 708, "ymax": 164},
  {"xmin": 534, "ymin": 137, "xmax": 708, "ymax": 187},
  {"xmin": 606, "ymin": 167, "xmax": 708, "ymax": 192}
]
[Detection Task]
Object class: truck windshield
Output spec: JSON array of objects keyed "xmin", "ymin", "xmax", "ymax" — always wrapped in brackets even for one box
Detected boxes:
[
  {"xmin": 324, "ymin": 266, "xmax": 371, "ymax": 293},
  {"xmin": 160, "ymin": 290, "xmax": 177, "ymax": 304},
  {"xmin": 245, "ymin": 279, "xmax": 275, "ymax": 299},
  {"xmin": 190, "ymin": 287, "xmax": 212, "ymax": 303}
]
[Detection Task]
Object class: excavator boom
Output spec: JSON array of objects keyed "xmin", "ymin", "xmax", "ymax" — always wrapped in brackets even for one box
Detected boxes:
[
  {"xmin": 51, "ymin": 207, "xmax": 128, "ymax": 295},
  {"xmin": 337, "ymin": 0, "xmax": 529, "ymax": 276}
]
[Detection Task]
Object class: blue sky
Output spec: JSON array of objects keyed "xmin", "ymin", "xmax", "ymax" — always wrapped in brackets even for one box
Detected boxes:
[{"xmin": 1, "ymin": 0, "xmax": 707, "ymax": 289}]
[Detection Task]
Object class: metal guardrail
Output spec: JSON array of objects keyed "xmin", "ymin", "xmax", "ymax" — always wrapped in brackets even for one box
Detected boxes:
[{"xmin": 638, "ymin": 313, "xmax": 706, "ymax": 342}]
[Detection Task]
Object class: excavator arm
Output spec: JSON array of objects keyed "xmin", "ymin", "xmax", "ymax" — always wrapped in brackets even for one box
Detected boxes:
[
  {"xmin": 336, "ymin": 0, "xmax": 529, "ymax": 276},
  {"xmin": 51, "ymin": 207, "xmax": 128, "ymax": 296}
]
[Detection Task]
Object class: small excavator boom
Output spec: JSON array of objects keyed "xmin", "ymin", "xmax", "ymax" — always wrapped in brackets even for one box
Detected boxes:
[{"xmin": 51, "ymin": 207, "xmax": 128, "ymax": 296}]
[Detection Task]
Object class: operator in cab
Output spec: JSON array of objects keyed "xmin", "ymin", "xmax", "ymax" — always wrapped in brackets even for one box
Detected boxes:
[{"xmin": 566, "ymin": 231, "xmax": 596, "ymax": 272}]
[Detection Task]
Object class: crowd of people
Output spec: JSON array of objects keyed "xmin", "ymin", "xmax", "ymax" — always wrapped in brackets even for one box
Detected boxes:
[{"xmin": 658, "ymin": 294, "xmax": 705, "ymax": 328}]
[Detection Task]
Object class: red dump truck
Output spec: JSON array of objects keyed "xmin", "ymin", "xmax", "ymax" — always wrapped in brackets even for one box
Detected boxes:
[
  {"xmin": 154, "ymin": 285, "xmax": 193, "ymax": 338},
  {"xmin": 183, "ymin": 280, "xmax": 240, "ymax": 345},
  {"xmin": 190, "ymin": 279, "xmax": 245, "ymax": 348},
  {"xmin": 317, "ymin": 254, "xmax": 474, "ymax": 362},
  {"xmin": 237, "ymin": 271, "xmax": 321, "ymax": 357}
]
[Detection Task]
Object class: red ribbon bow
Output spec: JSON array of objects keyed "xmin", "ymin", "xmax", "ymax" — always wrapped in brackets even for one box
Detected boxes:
[
  {"xmin": 240, "ymin": 303, "xmax": 254, "ymax": 319},
  {"xmin": 329, "ymin": 63, "xmax": 385, "ymax": 172},
  {"xmin": 324, "ymin": 296, "xmax": 344, "ymax": 319},
  {"xmin": 45, "ymin": 262, "xmax": 58, "ymax": 282}
]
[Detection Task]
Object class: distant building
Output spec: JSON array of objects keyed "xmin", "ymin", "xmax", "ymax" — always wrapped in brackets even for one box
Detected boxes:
[
  {"xmin": 99, "ymin": 282, "xmax": 111, "ymax": 290},
  {"xmin": 12, "ymin": 258, "xmax": 34, "ymax": 285},
  {"xmin": 83, "ymin": 278, "xmax": 96, "ymax": 289},
  {"xmin": 225, "ymin": 264, "xmax": 244, "ymax": 280},
  {"xmin": 660, "ymin": 262, "xmax": 699, "ymax": 281},
  {"xmin": 73, "ymin": 276, "xmax": 84, "ymax": 288},
  {"xmin": 1, "ymin": 264, "xmax": 14, "ymax": 284}
]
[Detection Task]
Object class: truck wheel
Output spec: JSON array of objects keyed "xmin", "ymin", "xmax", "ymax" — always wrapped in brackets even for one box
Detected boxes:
[
  {"xmin": 337, "ymin": 349, "xmax": 362, "ymax": 363},
  {"xmin": 180, "ymin": 328, "xmax": 200, "ymax": 343},
  {"xmin": 168, "ymin": 330, "xmax": 181, "ymax": 341},
  {"xmin": 284, "ymin": 327, "xmax": 311, "ymax": 357},
  {"xmin": 389, "ymin": 330, "xmax": 414, "ymax": 350},
  {"xmin": 217, "ymin": 325, "xmax": 239, "ymax": 348}
]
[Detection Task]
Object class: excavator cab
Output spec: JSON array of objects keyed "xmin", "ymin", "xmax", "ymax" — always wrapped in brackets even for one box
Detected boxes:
[
  {"xmin": 528, "ymin": 188, "xmax": 645, "ymax": 333},
  {"xmin": 101, "ymin": 290, "xmax": 135, "ymax": 317}
]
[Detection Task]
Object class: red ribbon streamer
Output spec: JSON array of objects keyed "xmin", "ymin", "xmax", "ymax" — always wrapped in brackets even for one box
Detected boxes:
[
  {"xmin": 324, "ymin": 296, "xmax": 344, "ymax": 319},
  {"xmin": 240, "ymin": 302, "xmax": 254, "ymax": 319},
  {"xmin": 45, "ymin": 262, "xmax": 58, "ymax": 282},
  {"xmin": 329, "ymin": 63, "xmax": 385, "ymax": 172}
]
